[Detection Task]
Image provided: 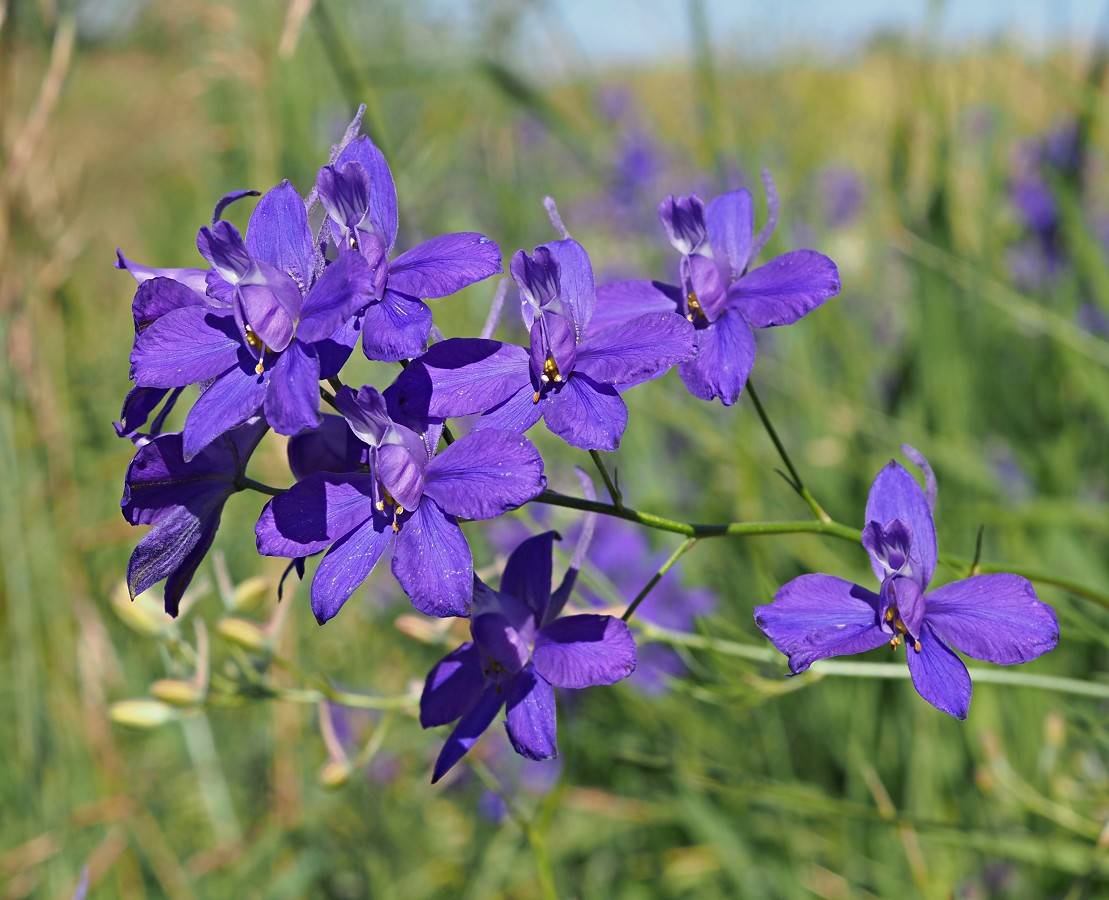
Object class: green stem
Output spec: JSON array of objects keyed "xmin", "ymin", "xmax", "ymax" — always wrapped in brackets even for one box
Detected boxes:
[
  {"xmin": 623, "ymin": 538, "xmax": 698, "ymax": 622},
  {"xmin": 535, "ymin": 491, "xmax": 1109, "ymax": 608},
  {"xmin": 746, "ymin": 381, "xmax": 830, "ymax": 522},
  {"xmin": 235, "ymin": 476, "xmax": 285, "ymax": 497},
  {"xmin": 589, "ymin": 449, "xmax": 622, "ymax": 509},
  {"xmin": 535, "ymin": 489, "xmax": 860, "ymax": 542}
]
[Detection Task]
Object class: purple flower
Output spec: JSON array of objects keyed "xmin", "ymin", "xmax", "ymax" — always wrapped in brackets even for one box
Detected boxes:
[
  {"xmin": 394, "ymin": 238, "xmax": 695, "ymax": 451},
  {"xmin": 592, "ymin": 179, "xmax": 840, "ymax": 405},
  {"xmin": 255, "ymin": 384, "xmax": 546, "ymax": 621},
  {"xmin": 420, "ymin": 531, "xmax": 637, "ymax": 783},
  {"xmin": 753, "ymin": 448, "xmax": 1059, "ymax": 719},
  {"xmin": 129, "ymin": 183, "xmax": 383, "ymax": 459},
  {"xmin": 316, "ymin": 136, "xmax": 504, "ymax": 362},
  {"xmin": 121, "ymin": 416, "xmax": 268, "ymax": 615}
]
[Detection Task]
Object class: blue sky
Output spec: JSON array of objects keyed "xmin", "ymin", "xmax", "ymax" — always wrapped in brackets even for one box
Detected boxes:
[{"xmin": 516, "ymin": 0, "xmax": 1108, "ymax": 67}]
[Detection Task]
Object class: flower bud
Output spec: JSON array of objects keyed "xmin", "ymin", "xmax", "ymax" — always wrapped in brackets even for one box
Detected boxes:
[
  {"xmin": 319, "ymin": 759, "xmax": 353, "ymax": 789},
  {"xmin": 110, "ymin": 699, "xmax": 177, "ymax": 729},
  {"xmin": 230, "ymin": 576, "xmax": 269, "ymax": 614},
  {"xmin": 110, "ymin": 582, "xmax": 169, "ymax": 637},
  {"xmin": 217, "ymin": 617, "xmax": 269, "ymax": 653},
  {"xmin": 149, "ymin": 679, "xmax": 205, "ymax": 707}
]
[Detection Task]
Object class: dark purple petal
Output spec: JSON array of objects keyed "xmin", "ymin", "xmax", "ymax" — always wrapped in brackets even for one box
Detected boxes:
[
  {"xmin": 127, "ymin": 505, "xmax": 221, "ymax": 615},
  {"xmin": 182, "ymin": 366, "xmax": 267, "ymax": 460},
  {"xmin": 543, "ymin": 375, "xmax": 627, "ymax": 451},
  {"xmin": 315, "ymin": 316, "xmax": 361, "ymax": 379},
  {"xmin": 423, "ymin": 429, "xmax": 545, "ymax": 520},
  {"xmin": 335, "ymin": 136, "xmax": 398, "ymax": 254},
  {"xmin": 132, "ymin": 276, "xmax": 207, "ymax": 329},
  {"xmin": 678, "ymin": 307, "xmax": 756, "ymax": 405},
  {"xmin": 377, "ymin": 440, "xmax": 427, "ymax": 511},
  {"xmin": 885, "ymin": 574, "xmax": 925, "ymax": 640},
  {"xmin": 575, "ymin": 312, "xmax": 695, "ymax": 385},
  {"xmin": 753, "ymin": 574, "xmax": 888, "ymax": 673},
  {"xmin": 472, "ymin": 612, "xmax": 530, "ymax": 674},
  {"xmin": 504, "ymin": 666, "xmax": 558, "ymax": 761},
  {"xmin": 311, "ymin": 516, "xmax": 393, "ymax": 623},
  {"xmin": 546, "ymin": 239, "xmax": 596, "ymax": 337},
  {"xmin": 529, "ymin": 314, "xmax": 577, "ymax": 386},
  {"xmin": 865, "ymin": 461, "xmax": 937, "ymax": 589},
  {"xmin": 121, "ymin": 428, "xmax": 246, "ymax": 525},
  {"xmin": 659, "ymin": 194, "xmax": 707, "ymax": 255},
  {"xmin": 394, "ymin": 339, "xmax": 531, "ymax": 419},
  {"xmin": 430, "ymin": 686, "xmax": 504, "ymax": 783},
  {"xmin": 729, "ymin": 250, "xmax": 840, "ymax": 328},
  {"xmin": 512, "ymin": 246, "xmax": 561, "ymax": 328},
  {"xmin": 686, "ymin": 253, "xmax": 728, "ymax": 322},
  {"xmin": 388, "ymin": 232, "xmax": 502, "ymax": 299},
  {"xmin": 705, "ymin": 189, "xmax": 753, "ymax": 281},
  {"xmin": 360, "ymin": 290, "xmax": 432, "ymax": 362},
  {"xmin": 317, "ymin": 162, "xmax": 371, "ymax": 233},
  {"xmin": 130, "ymin": 307, "xmax": 241, "ymax": 388},
  {"xmin": 420, "ymin": 642, "xmax": 485, "ymax": 728},
  {"xmin": 255, "ymin": 473, "xmax": 378, "ymax": 557},
  {"xmin": 297, "ymin": 251, "xmax": 379, "ymax": 343},
  {"xmin": 116, "ymin": 250, "xmax": 209, "ymax": 296},
  {"xmin": 590, "ymin": 280, "xmax": 681, "ymax": 334},
  {"xmin": 392, "ymin": 500, "xmax": 472, "ymax": 617},
  {"xmin": 287, "ymin": 414, "xmax": 364, "ymax": 480},
  {"xmin": 500, "ymin": 531, "xmax": 557, "ymax": 622},
  {"xmin": 926, "ymin": 574, "xmax": 1059, "ymax": 664},
  {"xmin": 905, "ymin": 623, "xmax": 972, "ymax": 719},
  {"xmin": 115, "ymin": 386, "xmax": 174, "ymax": 440},
  {"xmin": 197, "ymin": 220, "xmax": 251, "ymax": 282},
  {"xmin": 263, "ymin": 340, "xmax": 321, "ymax": 436},
  {"xmin": 245, "ymin": 180, "xmax": 315, "ymax": 288},
  {"xmin": 532, "ymin": 614, "xmax": 637, "ymax": 688},
  {"xmin": 237, "ymin": 277, "xmax": 297, "ymax": 353},
  {"xmin": 335, "ymin": 384, "xmax": 392, "ymax": 447}
]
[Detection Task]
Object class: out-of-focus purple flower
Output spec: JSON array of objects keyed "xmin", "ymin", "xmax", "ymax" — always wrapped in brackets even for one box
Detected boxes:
[
  {"xmin": 592, "ymin": 177, "xmax": 840, "ymax": 405},
  {"xmin": 394, "ymin": 238, "xmax": 695, "ymax": 451},
  {"xmin": 753, "ymin": 447, "xmax": 1059, "ymax": 719},
  {"xmin": 817, "ymin": 166, "xmax": 865, "ymax": 229},
  {"xmin": 420, "ymin": 531, "xmax": 636, "ymax": 783},
  {"xmin": 255, "ymin": 384, "xmax": 546, "ymax": 622},
  {"xmin": 121, "ymin": 416, "xmax": 268, "ymax": 615},
  {"xmin": 129, "ymin": 184, "xmax": 384, "ymax": 459},
  {"xmin": 1006, "ymin": 119, "xmax": 1088, "ymax": 290},
  {"xmin": 575, "ymin": 518, "xmax": 716, "ymax": 695},
  {"xmin": 316, "ymin": 136, "xmax": 503, "ymax": 362}
]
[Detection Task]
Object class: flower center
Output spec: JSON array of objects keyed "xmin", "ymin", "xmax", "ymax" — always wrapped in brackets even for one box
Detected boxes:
[
  {"xmin": 244, "ymin": 324, "xmax": 269, "ymax": 375},
  {"xmin": 884, "ymin": 604, "xmax": 921, "ymax": 652},
  {"xmin": 532, "ymin": 355, "xmax": 563, "ymax": 403},
  {"xmin": 685, "ymin": 290, "xmax": 707, "ymax": 323},
  {"xmin": 374, "ymin": 485, "xmax": 405, "ymax": 533}
]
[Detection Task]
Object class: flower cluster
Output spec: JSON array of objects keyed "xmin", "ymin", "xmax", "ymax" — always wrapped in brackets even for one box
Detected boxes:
[{"xmin": 116, "ymin": 109, "xmax": 1059, "ymax": 781}]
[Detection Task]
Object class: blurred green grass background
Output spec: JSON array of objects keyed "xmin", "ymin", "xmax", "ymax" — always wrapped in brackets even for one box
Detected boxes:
[{"xmin": 2, "ymin": 1, "xmax": 1108, "ymax": 897}]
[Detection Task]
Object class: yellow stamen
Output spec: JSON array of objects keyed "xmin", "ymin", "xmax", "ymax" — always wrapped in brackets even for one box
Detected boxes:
[
  {"xmin": 391, "ymin": 520, "xmax": 399, "ymax": 533},
  {"xmin": 913, "ymin": 640, "xmax": 921, "ymax": 652},
  {"xmin": 532, "ymin": 391, "xmax": 541, "ymax": 403},
  {"xmin": 244, "ymin": 325, "xmax": 268, "ymax": 374},
  {"xmin": 686, "ymin": 291, "xmax": 706, "ymax": 322}
]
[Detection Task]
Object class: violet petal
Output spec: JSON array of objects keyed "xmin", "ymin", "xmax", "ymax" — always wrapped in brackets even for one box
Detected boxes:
[
  {"xmin": 532, "ymin": 614, "xmax": 637, "ymax": 688},
  {"xmin": 753, "ymin": 574, "xmax": 888, "ymax": 674},
  {"xmin": 677, "ymin": 307, "xmax": 757, "ymax": 405},
  {"xmin": 905, "ymin": 623, "xmax": 972, "ymax": 719},
  {"xmin": 926, "ymin": 574, "xmax": 1059, "ymax": 664},
  {"xmin": 388, "ymin": 232, "xmax": 502, "ymax": 299},
  {"xmin": 423, "ymin": 429, "xmax": 545, "ymax": 520},
  {"xmin": 311, "ymin": 516, "xmax": 393, "ymax": 623},
  {"xmin": 420, "ymin": 642, "xmax": 484, "ymax": 728},
  {"xmin": 865, "ymin": 461, "xmax": 937, "ymax": 589},
  {"xmin": 392, "ymin": 499, "xmax": 472, "ymax": 618},
  {"xmin": 504, "ymin": 666, "xmax": 558, "ymax": 761},
  {"xmin": 430, "ymin": 686, "xmax": 504, "ymax": 783},
  {"xmin": 729, "ymin": 250, "xmax": 840, "ymax": 328}
]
